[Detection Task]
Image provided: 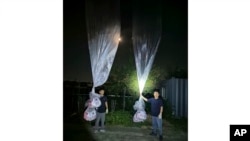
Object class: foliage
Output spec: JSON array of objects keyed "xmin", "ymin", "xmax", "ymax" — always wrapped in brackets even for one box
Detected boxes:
[
  {"xmin": 106, "ymin": 111, "xmax": 133, "ymax": 126},
  {"xmin": 169, "ymin": 66, "xmax": 188, "ymax": 79},
  {"xmin": 161, "ymin": 99, "xmax": 188, "ymax": 132},
  {"xmin": 85, "ymin": 97, "xmax": 187, "ymax": 131},
  {"xmin": 162, "ymin": 99, "xmax": 174, "ymax": 119},
  {"xmin": 168, "ymin": 117, "xmax": 188, "ymax": 132},
  {"xmin": 106, "ymin": 61, "xmax": 168, "ymax": 96},
  {"xmin": 105, "ymin": 110, "xmax": 150, "ymax": 127}
]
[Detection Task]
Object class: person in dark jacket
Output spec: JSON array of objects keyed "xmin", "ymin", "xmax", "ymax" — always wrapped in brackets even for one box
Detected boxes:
[
  {"xmin": 140, "ymin": 89, "xmax": 163, "ymax": 141},
  {"xmin": 94, "ymin": 88, "xmax": 108, "ymax": 133}
]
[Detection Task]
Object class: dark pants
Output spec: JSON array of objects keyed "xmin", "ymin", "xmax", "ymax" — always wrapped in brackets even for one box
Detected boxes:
[{"xmin": 95, "ymin": 112, "xmax": 105, "ymax": 130}]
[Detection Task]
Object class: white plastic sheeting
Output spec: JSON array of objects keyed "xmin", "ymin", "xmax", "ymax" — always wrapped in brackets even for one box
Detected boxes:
[
  {"xmin": 133, "ymin": 97, "xmax": 147, "ymax": 122},
  {"xmin": 84, "ymin": 107, "xmax": 97, "ymax": 121},
  {"xmin": 86, "ymin": 0, "xmax": 120, "ymax": 93},
  {"xmin": 86, "ymin": 96, "xmax": 101, "ymax": 108},
  {"xmin": 132, "ymin": 2, "xmax": 162, "ymax": 94},
  {"xmin": 132, "ymin": 1, "xmax": 161, "ymax": 122},
  {"xmin": 84, "ymin": 0, "xmax": 120, "ymax": 121},
  {"xmin": 83, "ymin": 93, "xmax": 102, "ymax": 121}
]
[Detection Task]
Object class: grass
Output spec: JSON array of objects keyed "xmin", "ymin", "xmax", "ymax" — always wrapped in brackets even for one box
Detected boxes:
[
  {"xmin": 105, "ymin": 110, "xmax": 188, "ymax": 132},
  {"xmin": 85, "ymin": 110, "xmax": 187, "ymax": 132},
  {"xmin": 65, "ymin": 109, "xmax": 187, "ymax": 133},
  {"xmin": 105, "ymin": 110, "xmax": 151, "ymax": 127},
  {"xmin": 167, "ymin": 117, "xmax": 188, "ymax": 132},
  {"xmin": 64, "ymin": 111, "xmax": 187, "ymax": 141}
]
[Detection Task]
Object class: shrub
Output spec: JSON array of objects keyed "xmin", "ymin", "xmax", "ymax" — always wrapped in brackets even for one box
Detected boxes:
[
  {"xmin": 162, "ymin": 99, "xmax": 174, "ymax": 119},
  {"xmin": 106, "ymin": 110, "xmax": 133, "ymax": 126},
  {"xmin": 105, "ymin": 110, "xmax": 151, "ymax": 127},
  {"xmin": 168, "ymin": 117, "xmax": 188, "ymax": 132}
]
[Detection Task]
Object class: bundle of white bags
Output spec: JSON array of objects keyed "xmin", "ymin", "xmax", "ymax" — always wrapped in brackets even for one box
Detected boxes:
[
  {"xmin": 133, "ymin": 97, "xmax": 147, "ymax": 122},
  {"xmin": 83, "ymin": 92, "xmax": 101, "ymax": 121},
  {"xmin": 83, "ymin": 107, "xmax": 97, "ymax": 121}
]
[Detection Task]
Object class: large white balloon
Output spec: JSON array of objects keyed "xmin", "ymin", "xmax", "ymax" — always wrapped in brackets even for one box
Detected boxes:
[
  {"xmin": 132, "ymin": 0, "xmax": 162, "ymax": 122},
  {"xmin": 132, "ymin": 0, "xmax": 162, "ymax": 94},
  {"xmin": 86, "ymin": 0, "xmax": 120, "ymax": 92},
  {"xmin": 84, "ymin": 0, "xmax": 121, "ymax": 121}
]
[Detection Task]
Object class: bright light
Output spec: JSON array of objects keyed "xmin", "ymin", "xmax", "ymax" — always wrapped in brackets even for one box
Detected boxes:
[
  {"xmin": 138, "ymin": 78, "xmax": 146, "ymax": 94},
  {"xmin": 118, "ymin": 37, "xmax": 121, "ymax": 42}
]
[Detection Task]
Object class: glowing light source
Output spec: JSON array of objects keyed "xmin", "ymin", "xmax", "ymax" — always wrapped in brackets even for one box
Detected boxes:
[
  {"xmin": 118, "ymin": 37, "xmax": 121, "ymax": 42},
  {"xmin": 138, "ymin": 78, "xmax": 146, "ymax": 94},
  {"xmin": 138, "ymin": 80, "xmax": 144, "ymax": 94}
]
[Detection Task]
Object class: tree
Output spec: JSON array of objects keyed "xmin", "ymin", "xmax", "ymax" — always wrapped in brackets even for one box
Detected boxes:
[
  {"xmin": 170, "ymin": 66, "xmax": 188, "ymax": 78},
  {"xmin": 106, "ymin": 60, "xmax": 168, "ymax": 96}
]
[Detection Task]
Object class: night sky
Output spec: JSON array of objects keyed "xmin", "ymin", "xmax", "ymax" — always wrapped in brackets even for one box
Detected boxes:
[{"xmin": 63, "ymin": 0, "xmax": 187, "ymax": 82}]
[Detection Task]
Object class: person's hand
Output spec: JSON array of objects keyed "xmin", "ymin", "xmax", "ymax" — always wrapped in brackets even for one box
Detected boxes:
[
  {"xmin": 158, "ymin": 114, "xmax": 162, "ymax": 119},
  {"xmin": 106, "ymin": 109, "xmax": 109, "ymax": 114}
]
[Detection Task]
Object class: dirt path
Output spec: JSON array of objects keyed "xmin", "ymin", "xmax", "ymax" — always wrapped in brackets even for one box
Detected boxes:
[
  {"xmin": 64, "ymin": 119, "xmax": 187, "ymax": 141},
  {"xmin": 93, "ymin": 125, "xmax": 187, "ymax": 141}
]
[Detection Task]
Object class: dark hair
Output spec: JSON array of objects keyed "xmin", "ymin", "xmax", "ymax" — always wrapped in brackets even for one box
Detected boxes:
[
  {"xmin": 98, "ymin": 87, "xmax": 105, "ymax": 92},
  {"xmin": 153, "ymin": 89, "xmax": 163, "ymax": 99},
  {"xmin": 153, "ymin": 89, "xmax": 160, "ymax": 94}
]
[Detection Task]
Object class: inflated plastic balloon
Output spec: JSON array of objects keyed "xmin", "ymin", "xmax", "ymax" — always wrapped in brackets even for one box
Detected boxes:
[
  {"xmin": 83, "ymin": 0, "xmax": 120, "ymax": 121},
  {"xmin": 132, "ymin": 0, "xmax": 161, "ymax": 94},
  {"xmin": 85, "ymin": 0, "xmax": 120, "ymax": 93},
  {"xmin": 132, "ymin": 0, "xmax": 161, "ymax": 123}
]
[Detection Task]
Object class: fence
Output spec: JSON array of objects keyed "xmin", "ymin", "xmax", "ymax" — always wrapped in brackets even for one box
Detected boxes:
[
  {"xmin": 160, "ymin": 77, "xmax": 188, "ymax": 118},
  {"xmin": 63, "ymin": 81, "xmax": 137, "ymax": 115},
  {"xmin": 64, "ymin": 80, "xmax": 188, "ymax": 118},
  {"xmin": 68, "ymin": 94, "xmax": 135, "ymax": 114}
]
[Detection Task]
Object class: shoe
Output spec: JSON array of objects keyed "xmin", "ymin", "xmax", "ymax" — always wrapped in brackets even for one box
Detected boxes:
[
  {"xmin": 100, "ymin": 129, "xmax": 106, "ymax": 133},
  {"xmin": 149, "ymin": 132, "xmax": 157, "ymax": 136},
  {"xmin": 159, "ymin": 135, "xmax": 163, "ymax": 141},
  {"xmin": 94, "ymin": 130, "xmax": 98, "ymax": 133}
]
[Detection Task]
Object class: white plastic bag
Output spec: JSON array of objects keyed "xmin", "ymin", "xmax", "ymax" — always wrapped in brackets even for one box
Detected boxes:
[
  {"xmin": 136, "ymin": 110, "xmax": 147, "ymax": 120},
  {"xmin": 133, "ymin": 110, "xmax": 147, "ymax": 122},
  {"xmin": 89, "ymin": 97, "xmax": 101, "ymax": 108},
  {"xmin": 133, "ymin": 97, "xmax": 147, "ymax": 122},
  {"xmin": 83, "ymin": 92, "xmax": 101, "ymax": 121},
  {"xmin": 83, "ymin": 107, "xmax": 97, "ymax": 121},
  {"xmin": 133, "ymin": 99, "xmax": 145, "ymax": 111}
]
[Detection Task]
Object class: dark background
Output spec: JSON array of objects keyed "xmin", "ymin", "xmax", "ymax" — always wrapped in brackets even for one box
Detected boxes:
[{"xmin": 63, "ymin": 0, "xmax": 188, "ymax": 82}]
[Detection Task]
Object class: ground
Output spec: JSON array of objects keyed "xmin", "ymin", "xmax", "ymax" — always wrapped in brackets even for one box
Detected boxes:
[{"xmin": 64, "ymin": 115, "xmax": 187, "ymax": 141}]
